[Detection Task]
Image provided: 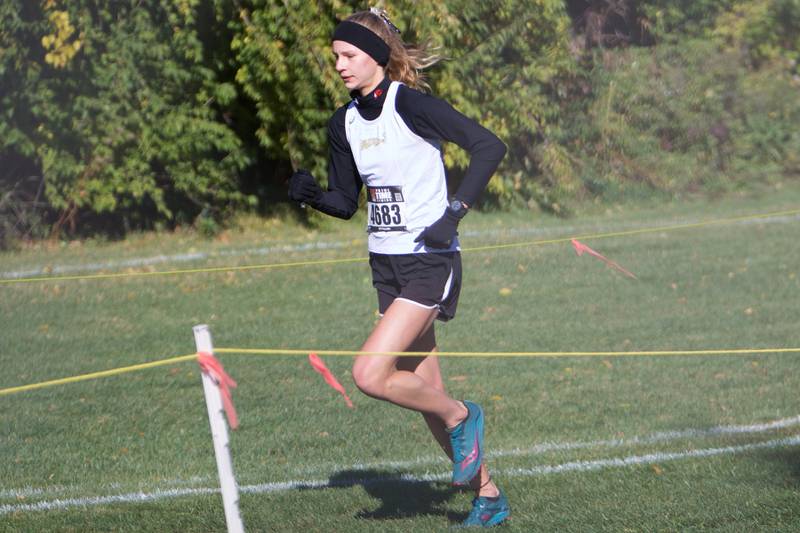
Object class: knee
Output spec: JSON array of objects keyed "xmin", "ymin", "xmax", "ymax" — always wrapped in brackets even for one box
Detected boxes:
[{"xmin": 351, "ymin": 367, "xmax": 386, "ymax": 399}]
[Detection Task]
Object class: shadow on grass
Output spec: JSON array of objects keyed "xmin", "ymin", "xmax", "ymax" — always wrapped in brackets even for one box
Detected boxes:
[
  {"xmin": 761, "ymin": 448, "xmax": 800, "ymax": 487},
  {"xmin": 303, "ymin": 469, "xmax": 468, "ymax": 523}
]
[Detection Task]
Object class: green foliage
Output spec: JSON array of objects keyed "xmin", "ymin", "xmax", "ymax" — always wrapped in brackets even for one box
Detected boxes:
[
  {"xmin": 563, "ymin": 39, "xmax": 800, "ymax": 201},
  {"xmin": 713, "ymin": 0, "xmax": 800, "ymax": 71},
  {"xmin": 2, "ymin": 0, "xmax": 799, "ymax": 246},
  {"xmin": 229, "ymin": 0, "xmax": 348, "ymax": 179},
  {"xmin": 638, "ymin": 0, "xmax": 736, "ymax": 38},
  {"xmin": 430, "ymin": 0, "xmax": 577, "ymax": 210},
  {"xmin": 231, "ymin": 1, "xmax": 576, "ymax": 210},
  {"xmin": 228, "ymin": 1, "xmax": 469, "ymax": 178},
  {"xmin": 1, "ymin": 0, "xmax": 251, "ymax": 238},
  {"xmin": 633, "ymin": 0, "xmax": 800, "ymax": 72}
]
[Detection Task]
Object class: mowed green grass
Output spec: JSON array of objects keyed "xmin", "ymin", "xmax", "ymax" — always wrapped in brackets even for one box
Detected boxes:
[{"xmin": 1, "ymin": 187, "xmax": 799, "ymax": 531}]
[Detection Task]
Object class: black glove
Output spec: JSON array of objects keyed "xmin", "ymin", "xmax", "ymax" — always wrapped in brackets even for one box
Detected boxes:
[
  {"xmin": 288, "ymin": 169, "xmax": 323, "ymax": 206},
  {"xmin": 414, "ymin": 208, "xmax": 462, "ymax": 249}
]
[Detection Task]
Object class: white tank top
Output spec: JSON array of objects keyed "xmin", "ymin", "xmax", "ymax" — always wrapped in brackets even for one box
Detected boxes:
[{"xmin": 345, "ymin": 81, "xmax": 458, "ymax": 254}]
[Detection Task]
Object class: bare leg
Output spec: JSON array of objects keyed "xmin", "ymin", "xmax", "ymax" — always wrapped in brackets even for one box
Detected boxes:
[
  {"xmin": 351, "ymin": 299, "xmax": 467, "ymax": 428},
  {"xmin": 397, "ymin": 326, "xmax": 453, "ymax": 461},
  {"xmin": 397, "ymin": 323, "xmax": 500, "ymax": 498}
]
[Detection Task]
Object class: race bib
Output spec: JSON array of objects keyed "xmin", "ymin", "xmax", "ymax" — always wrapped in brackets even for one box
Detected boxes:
[{"xmin": 366, "ymin": 185, "xmax": 407, "ymax": 232}]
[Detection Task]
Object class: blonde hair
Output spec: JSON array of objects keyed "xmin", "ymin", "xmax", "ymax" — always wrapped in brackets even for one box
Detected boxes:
[{"xmin": 346, "ymin": 9, "xmax": 439, "ymax": 92}]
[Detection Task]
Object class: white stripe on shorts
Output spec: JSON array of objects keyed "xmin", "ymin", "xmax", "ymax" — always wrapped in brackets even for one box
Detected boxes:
[
  {"xmin": 439, "ymin": 266, "xmax": 454, "ymax": 302},
  {"xmin": 395, "ymin": 297, "xmax": 438, "ymax": 310}
]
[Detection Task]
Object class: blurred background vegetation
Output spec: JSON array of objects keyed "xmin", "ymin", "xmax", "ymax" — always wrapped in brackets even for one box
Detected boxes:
[{"xmin": 1, "ymin": 0, "xmax": 798, "ymax": 247}]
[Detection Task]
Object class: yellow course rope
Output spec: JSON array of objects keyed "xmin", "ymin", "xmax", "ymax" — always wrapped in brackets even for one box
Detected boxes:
[
  {"xmin": 2, "ymin": 208, "xmax": 798, "ymax": 285},
  {"xmin": 215, "ymin": 347, "xmax": 800, "ymax": 358},
  {"xmin": 0, "ymin": 257, "xmax": 366, "ymax": 285},
  {"xmin": 0, "ymin": 354, "xmax": 197, "ymax": 397},
  {"xmin": 2, "ymin": 347, "xmax": 799, "ymax": 397},
  {"xmin": 2, "ymin": 207, "xmax": 798, "ymax": 396}
]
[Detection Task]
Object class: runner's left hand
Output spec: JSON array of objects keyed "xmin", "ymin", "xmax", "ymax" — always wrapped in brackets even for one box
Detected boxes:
[{"xmin": 414, "ymin": 209, "xmax": 461, "ymax": 249}]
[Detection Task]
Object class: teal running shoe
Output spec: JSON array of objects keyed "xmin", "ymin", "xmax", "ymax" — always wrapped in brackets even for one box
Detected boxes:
[
  {"xmin": 449, "ymin": 400, "xmax": 484, "ymax": 485},
  {"xmin": 461, "ymin": 491, "xmax": 510, "ymax": 527}
]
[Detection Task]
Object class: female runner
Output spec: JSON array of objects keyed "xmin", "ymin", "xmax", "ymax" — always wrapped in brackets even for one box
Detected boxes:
[{"xmin": 288, "ymin": 9, "xmax": 509, "ymax": 527}]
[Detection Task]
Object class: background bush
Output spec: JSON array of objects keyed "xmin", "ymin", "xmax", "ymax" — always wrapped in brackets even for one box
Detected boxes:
[
  {"xmin": 562, "ymin": 39, "xmax": 800, "ymax": 202},
  {"xmin": 1, "ymin": 0, "xmax": 798, "ymax": 246},
  {"xmin": 1, "ymin": 0, "xmax": 252, "ymax": 240}
]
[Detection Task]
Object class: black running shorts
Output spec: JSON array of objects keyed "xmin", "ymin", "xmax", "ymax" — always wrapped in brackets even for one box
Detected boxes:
[{"xmin": 369, "ymin": 252, "xmax": 462, "ymax": 322}]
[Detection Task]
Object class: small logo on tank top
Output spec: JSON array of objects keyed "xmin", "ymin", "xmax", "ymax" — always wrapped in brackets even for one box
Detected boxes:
[{"xmin": 360, "ymin": 136, "xmax": 386, "ymax": 150}]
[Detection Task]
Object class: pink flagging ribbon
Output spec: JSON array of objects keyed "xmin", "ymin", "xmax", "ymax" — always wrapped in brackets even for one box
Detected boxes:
[
  {"xmin": 197, "ymin": 351, "xmax": 239, "ymax": 429},
  {"xmin": 571, "ymin": 239, "xmax": 637, "ymax": 279},
  {"xmin": 308, "ymin": 353, "xmax": 354, "ymax": 408}
]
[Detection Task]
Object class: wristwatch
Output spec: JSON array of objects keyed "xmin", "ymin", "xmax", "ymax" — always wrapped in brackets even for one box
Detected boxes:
[{"xmin": 449, "ymin": 198, "xmax": 469, "ymax": 219}]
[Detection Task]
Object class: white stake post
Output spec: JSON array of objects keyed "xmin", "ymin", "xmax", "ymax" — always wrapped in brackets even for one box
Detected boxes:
[{"xmin": 193, "ymin": 324, "xmax": 245, "ymax": 533}]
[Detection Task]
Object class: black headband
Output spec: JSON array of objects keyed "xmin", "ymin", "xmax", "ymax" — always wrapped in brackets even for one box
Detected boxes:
[{"xmin": 332, "ymin": 21, "xmax": 390, "ymax": 66}]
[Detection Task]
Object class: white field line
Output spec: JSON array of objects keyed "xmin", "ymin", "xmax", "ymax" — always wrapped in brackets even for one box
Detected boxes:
[
  {"xmin": 0, "ymin": 487, "xmax": 219, "ymax": 515},
  {"xmin": 3, "ymin": 213, "xmax": 798, "ymax": 279},
  {"xmin": 497, "ymin": 434, "xmax": 800, "ymax": 477},
  {"xmin": 0, "ymin": 416, "xmax": 800, "ymax": 515},
  {"xmin": 2, "ymin": 435, "xmax": 798, "ymax": 516},
  {"xmin": 5, "ymin": 415, "xmax": 800, "ymax": 501},
  {"xmin": 291, "ymin": 414, "xmax": 800, "ymax": 476},
  {"xmin": 0, "ymin": 476, "xmax": 209, "ymax": 502},
  {"xmin": 0, "ymin": 242, "xmax": 352, "ymax": 279}
]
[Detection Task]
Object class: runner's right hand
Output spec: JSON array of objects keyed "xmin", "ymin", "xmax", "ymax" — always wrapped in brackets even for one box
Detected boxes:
[{"xmin": 288, "ymin": 169, "xmax": 323, "ymax": 205}]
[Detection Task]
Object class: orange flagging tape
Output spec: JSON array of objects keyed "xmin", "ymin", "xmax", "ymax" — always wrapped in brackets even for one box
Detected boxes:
[
  {"xmin": 572, "ymin": 239, "xmax": 637, "ymax": 279},
  {"xmin": 197, "ymin": 352, "xmax": 239, "ymax": 429},
  {"xmin": 308, "ymin": 353, "xmax": 354, "ymax": 408}
]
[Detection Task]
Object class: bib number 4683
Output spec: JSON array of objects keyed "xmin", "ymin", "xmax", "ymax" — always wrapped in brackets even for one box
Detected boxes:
[{"xmin": 366, "ymin": 185, "xmax": 407, "ymax": 232}]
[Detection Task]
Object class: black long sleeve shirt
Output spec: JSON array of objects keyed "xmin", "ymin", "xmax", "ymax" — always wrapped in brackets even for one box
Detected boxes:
[{"xmin": 316, "ymin": 76, "xmax": 506, "ymax": 220}]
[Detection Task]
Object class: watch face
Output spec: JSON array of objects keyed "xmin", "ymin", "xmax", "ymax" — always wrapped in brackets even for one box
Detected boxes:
[{"xmin": 450, "ymin": 199, "xmax": 467, "ymax": 218}]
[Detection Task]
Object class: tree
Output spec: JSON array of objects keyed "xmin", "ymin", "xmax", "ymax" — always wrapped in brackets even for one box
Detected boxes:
[
  {"xmin": 231, "ymin": 0, "xmax": 576, "ymax": 210},
  {"xmin": 1, "ymin": 0, "xmax": 251, "ymax": 240}
]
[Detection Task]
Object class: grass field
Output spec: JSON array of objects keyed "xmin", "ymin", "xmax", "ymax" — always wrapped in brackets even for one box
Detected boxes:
[{"xmin": 2, "ymin": 186, "xmax": 800, "ymax": 531}]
